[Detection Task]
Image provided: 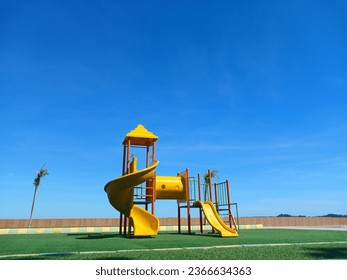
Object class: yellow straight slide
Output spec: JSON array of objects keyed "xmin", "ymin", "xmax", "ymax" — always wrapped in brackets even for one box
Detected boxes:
[
  {"xmin": 104, "ymin": 161, "xmax": 159, "ymax": 236},
  {"xmin": 193, "ymin": 200, "xmax": 238, "ymax": 237}
]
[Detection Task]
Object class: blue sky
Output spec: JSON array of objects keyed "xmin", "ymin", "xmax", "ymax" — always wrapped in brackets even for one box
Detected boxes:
[{"xmin": 1, "ymin": 0, "xmax": 346, "ymax": 219}]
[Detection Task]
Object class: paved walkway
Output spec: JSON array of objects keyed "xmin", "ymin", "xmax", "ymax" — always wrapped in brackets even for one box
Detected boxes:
[
  {"xmin": 0, "ymin": 224, "xmax": 263, "ymax": 235},
  {"xmin": 265, "ymin": 226, "xmax": 347, "ymax": 231}
]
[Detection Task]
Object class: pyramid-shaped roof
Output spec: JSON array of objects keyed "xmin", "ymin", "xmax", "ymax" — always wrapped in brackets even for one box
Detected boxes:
[{"xmin": 122, "ymin": 124, "xmax": 158, "ymax": 146}]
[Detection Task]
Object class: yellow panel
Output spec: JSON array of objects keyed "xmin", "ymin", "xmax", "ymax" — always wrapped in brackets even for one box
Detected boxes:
[
  {"xmin": 86, "ymin": 227, "xmax": 94, "ymax": 233},
  {"xmin": 53, "ymin": 228, "xmax": 62, "ymax": 233},
  {"xmin": 102, "ymin": 227, "xmax": 111, "ymax": 232},
  {"xmin": 36, "ymin": 228, "xmax": 45, "ymax": 233},
  {"xmin": 155, "ymin": 176, "xmax": 186, "ymax": 200}
]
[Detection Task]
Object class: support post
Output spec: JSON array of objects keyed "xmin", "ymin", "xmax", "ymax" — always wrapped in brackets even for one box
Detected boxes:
[
  {"xmin": 208, "ymin": 169, "xmax": 213, "ymax": 202},
  {"xmin": 151, "ymin": 142, "xmax": 156, "ymax": 215},
  {"xmin": 122, "ymin": 144, "xmax": 127, "ymax": 175},
  {"xmin": 152, "ymin": 142, "xmax": 156, "ymax": 162},
  {"xmin": 214, "ymin": 183, "xmax": 219, "ymax": 212},
  {"xmin": 123, "ymin": 216, "xmax": 128, "ymax": 236},
  {"xmin": 208, "ymin": 169, "xmax": 214, "ymax": 233},
  {"xmin": 146, "ymin": 146, "xmax": 149, "ymax": 167},
  {"xmin": 226, "ymin": 179, "xmax": 232, "ymax": 228},
  {"xmin": 126, "ymin": 139, "xmax": 131, "ymax": 174},
  {"xmin": 119, "ymin": 213, "xmax": 123, "ymax": 235},
  {"xmin": 197, "ymin": 173, "xmax": 203, "ymax": 233},
  {"xmin": 177, "ymin": 202, "xmax": 181, "ymax": 234},
  {"xmin": 184, "ymin": 168, "xmax": 191, "ymax": 234}
]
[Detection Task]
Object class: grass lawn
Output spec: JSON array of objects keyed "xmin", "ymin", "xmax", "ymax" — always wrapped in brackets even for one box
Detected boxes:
[{"xmin": 0, "ymin": 229, "xmax": 346, "ymax": 260}]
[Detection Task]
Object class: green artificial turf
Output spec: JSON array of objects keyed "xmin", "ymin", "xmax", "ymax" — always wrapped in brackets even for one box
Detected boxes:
[{"xmin": 1, "ymin": 229, "xmax": 346, "ymax": 260}]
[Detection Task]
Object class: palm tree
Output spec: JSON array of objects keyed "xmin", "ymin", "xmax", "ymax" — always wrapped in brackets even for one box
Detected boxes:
[
  {"xmin": 203, "ymin": 169, "xmax": 219, "ymax": 201},
  {"xmin": 28, "ymin": 164, "xmax": 49, "ymax": 228}
]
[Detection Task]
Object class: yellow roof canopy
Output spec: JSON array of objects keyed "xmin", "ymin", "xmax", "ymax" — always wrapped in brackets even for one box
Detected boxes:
[{"xmin": 123, "ymin": 124, "xmax": 158, "ymax": 146}]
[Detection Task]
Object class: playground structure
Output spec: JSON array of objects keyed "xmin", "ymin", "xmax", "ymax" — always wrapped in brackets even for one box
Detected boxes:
[{"xmin": 104, "ymin": 124, "xmax": 239, "ymax": 237}]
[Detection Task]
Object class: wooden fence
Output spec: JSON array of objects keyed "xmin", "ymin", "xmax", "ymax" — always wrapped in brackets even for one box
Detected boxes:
[{"xmin": 1, "ymin": 217, "xmax": 346, "ymax": 228}]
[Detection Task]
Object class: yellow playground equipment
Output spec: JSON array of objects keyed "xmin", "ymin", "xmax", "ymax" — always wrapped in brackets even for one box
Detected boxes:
[{"xmin": 104, "ymin": 124, "xmax": 239, "ymax": 237}]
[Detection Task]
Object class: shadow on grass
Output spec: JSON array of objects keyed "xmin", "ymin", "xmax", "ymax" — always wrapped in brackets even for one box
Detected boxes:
[
  {"xmin": 67, "ymin": 233, "xmax": 119, "ymax": 239},
  {"xmin": 5, "ymin": 255, "xmax": 133, "ymax": 260},
  {"xmin": 159, "ymin": 232, "xmax": 223, "ymax": 238},
  {"xmin": 305, "ymin": 246, "xmax": 347, "ymax": 259},
  {"xmin": 71, "ymin": 232, "xmax": 222, "ymax": 240},
  {"xmin": 74, "ymin": 234, "xmax": 156, "ymax": 240}
]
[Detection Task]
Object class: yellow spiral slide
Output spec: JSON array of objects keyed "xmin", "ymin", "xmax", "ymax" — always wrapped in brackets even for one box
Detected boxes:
[{"xmin": 104, "ymin": 161, "xmax": 160, "ymax": 236}]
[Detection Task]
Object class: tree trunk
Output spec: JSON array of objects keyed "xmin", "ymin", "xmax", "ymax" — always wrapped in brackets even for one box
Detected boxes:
[{"xmin": 28, "ymin": 186, "xmax": 38, "ymax": 228}]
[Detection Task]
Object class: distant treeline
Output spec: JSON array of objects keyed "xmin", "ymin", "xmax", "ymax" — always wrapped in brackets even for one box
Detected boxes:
[{"xmin": 277, "ymin": 213, "xmax": 347, "ymax": 218}]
